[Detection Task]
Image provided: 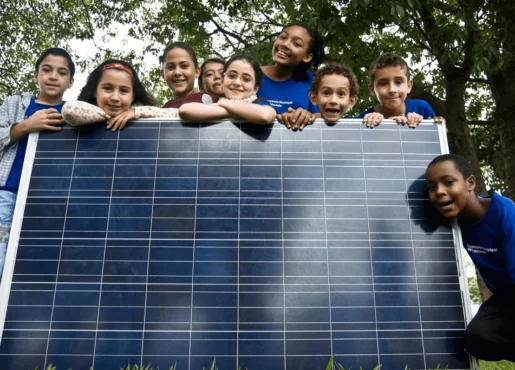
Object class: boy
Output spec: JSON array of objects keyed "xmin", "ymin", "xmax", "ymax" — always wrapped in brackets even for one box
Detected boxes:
[
  {"xmin": 0, "ymin": 47, "xmax": 74, "ymax": 277},
  {"xmin": 309, "ymin": 61, "xmax": 359, "ymax": 123},
  {"xmin": 360, "ymin": 52, "xmax": 436, "ymax": 128},
  {"xmin": 425, "ymin": 154, "xmax": 515, "ymax": 362}
]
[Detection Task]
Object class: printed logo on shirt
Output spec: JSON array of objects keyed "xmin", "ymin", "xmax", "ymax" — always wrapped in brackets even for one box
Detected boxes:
[
  {"xmin": 465, "ymin": 243, "xmax": 498, "ymax": 254},
  {"xmin": 268, "ymin": 99, "xmax": 293, "ymax": 108}
]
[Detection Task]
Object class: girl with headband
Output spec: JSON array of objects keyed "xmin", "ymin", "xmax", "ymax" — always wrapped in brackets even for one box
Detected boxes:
[{"xmin": 63, "ymin": 59, "xmax": 178, "ymax": 130}]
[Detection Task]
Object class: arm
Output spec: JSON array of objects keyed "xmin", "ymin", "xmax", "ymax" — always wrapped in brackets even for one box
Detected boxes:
[
  {"xmin": 0, "ymin": 96, "xmax": 17, "ymax": 150},
  {"xmin": 217, "ymin": 100, "xmax": 276, "ymax": 125},
  {"xmin": 179, "ymin": 102, "xmax": 232, "ymax": 121},
  {"xmin": 62, "ymin": 101, "xmax": 109, "ymax": 127},
  {"xmin": 134, "ymin": 106, "xmax": 179, "ymax": 119},
  {"xmin": 9, "ymin": 109, "xmax": 64, "ymax": 145},
  {"xmin": 104, "ymin": 106, "xmax": 179, "ymax": 131}
]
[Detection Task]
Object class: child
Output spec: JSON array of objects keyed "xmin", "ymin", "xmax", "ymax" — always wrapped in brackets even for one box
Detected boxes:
[
  {"xmin": 309, "ymin": 61, "xmax": 359, "ymax": 123},
  {"xmin": 360, "ymin": 52, "xmax": 436, "ymax": 128},
  {"xmin": 179, "ymin": 55, "xmax": 276, "ymax": 125},
  {"xmin": 160, "ymin": 42, "xmax": 217, "ymax": 107},
  {"xmin": 258, "ymin": 23, "xmax": 325, "ymax": 130},
  {"xmin": 0, "ymin": 47, "xmax": 74, "ymax": 277},
  {"xmin": 425, "ymin": 154, "xmax": 515, "ymax": 362},
  {"xmin": 62, "ymin": 59, "xmax": 179, "ymax": 130},
  {"xmin": 198, "ymin": 57, "xmax": 225, "ymax": 97}
]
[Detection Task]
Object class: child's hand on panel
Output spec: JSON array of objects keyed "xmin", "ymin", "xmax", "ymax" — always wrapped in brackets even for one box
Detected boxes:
[
  {"xmin": 106, "ymin": 108, "xmax": 136, "ymax": 131},
  {"xmin": 362, "ymin": 112, "xmax": 384, "ymax": 128}
]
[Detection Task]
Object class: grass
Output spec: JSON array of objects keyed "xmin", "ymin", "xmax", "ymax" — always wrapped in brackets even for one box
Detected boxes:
[
  {"xmin": 32, "ymin": 357, "xmax": 515, "ymax": 370},
  {"xmin": 479, "ymin": 360, "xmax": 515, "ymax": 370}
]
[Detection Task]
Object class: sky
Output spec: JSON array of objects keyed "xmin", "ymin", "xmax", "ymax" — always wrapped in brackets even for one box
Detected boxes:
[{"xmin": 63, "ymin": 25, "xmax": 164, "ymax": 101}]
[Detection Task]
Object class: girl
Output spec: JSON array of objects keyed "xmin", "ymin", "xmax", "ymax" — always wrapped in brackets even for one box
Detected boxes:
[
  {"xmin": 160, "ymin": 42, "xmax": 216, "ymax": 107},
  {"xmin": 179, "ymin": 55, "xmax": 276, "ymax": 125},
  {"xmin": 425, "ymin": 154, "xmax": 515, "ymax": 361},
  {"xmin": 63, "ymin": 59, "xmax": 178, "ymax": 131},
  {"xmin": 198, "ymin": 57, "xmax": 225, "ymax": 97},
  {"xmin": 258, "ymin": 23, "xmax": 325, "ymax": 130}
]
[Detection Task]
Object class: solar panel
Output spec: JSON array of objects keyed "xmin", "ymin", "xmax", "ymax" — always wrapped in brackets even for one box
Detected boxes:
[{"xmin": 0, "ymin": 119, "xmax": 475, "ymax": 370}]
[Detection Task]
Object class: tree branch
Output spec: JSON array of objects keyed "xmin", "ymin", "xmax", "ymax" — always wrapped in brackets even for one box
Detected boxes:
[
  {"xmin": 467, "ymin": 78, "xmax": 489, "ymax": 84},
  {"xmin": 208, "ymin": 15, "xmax": 251, "ymax": 49},
  {"xmin": 468, "ymin": 120, "xmax": 494, "ymax": 126}
]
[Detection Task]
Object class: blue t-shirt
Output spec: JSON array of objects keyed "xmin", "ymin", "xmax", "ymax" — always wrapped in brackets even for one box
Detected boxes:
[
  {"xmin": 257, "ymin": 72, "xmax": 319, "ymax": 114},
  {"xmin": 460, "ymin": 192, "xmax": 515, "ymax": 293},
  {"xmin": 358, "ymin": 99, "xmax": 435, "ymax": 119},
  {"xmin": 1, "ymin": 98, "xmax": 64, "ymax": 193}
]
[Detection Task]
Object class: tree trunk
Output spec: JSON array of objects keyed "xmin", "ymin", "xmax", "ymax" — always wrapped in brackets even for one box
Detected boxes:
[
  {"xmin": 444, "ymin": 79, "xmax": 487, "ymax": 194},
  {"xmin": 444, "ymin": 78, "xmax": 492, "ymax": 301},
  {"xmin": 487, "ymin": 40, "xmax": 515, "ymax": 200}
]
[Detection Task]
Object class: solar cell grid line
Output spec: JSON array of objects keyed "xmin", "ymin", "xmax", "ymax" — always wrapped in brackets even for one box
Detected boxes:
[{"xmin": 0, "ymin": 119, "xmax": 477, "ymax": 370}]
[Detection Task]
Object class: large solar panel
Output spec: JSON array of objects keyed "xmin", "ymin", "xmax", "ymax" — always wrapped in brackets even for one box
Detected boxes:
[{"xmin": 0, "ymin": 119, "xmax": 475, "ymax": 370}]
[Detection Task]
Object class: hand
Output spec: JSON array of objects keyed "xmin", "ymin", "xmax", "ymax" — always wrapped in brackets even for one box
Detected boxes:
[
  {"xmin": 362, "ymin": 112, "xmax": 384, "ymax": 128},
  {"xmin": 405, "ymin": 112, "xmax": 423, "ymax": 128},
  {"xmin": 23, "ymin": 108, "xmax": 65, "ymax": 132},
  {"xmin": 289, "ymin": 107, "xmax": 313, "ymax": 130},
  {"xmin": 106, "ymin": 109, "xmax": 136, "ymax": 131},
  {"xmin": 277, "ymin": 107, "xmax": 315, "ymax": 130},
  {"xmin": 276, "ymin": 111, "xmax": 292, "ymax": 129},
  {"xmin": 433, "ymin": 116, "xmax": 445, "ymax": 124}
]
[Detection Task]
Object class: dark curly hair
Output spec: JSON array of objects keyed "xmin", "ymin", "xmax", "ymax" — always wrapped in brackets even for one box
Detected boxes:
[
  {"xmin": 310, "ymin": 61, "xmax": 359, "ymax": 98},
  {"xmin": 369, "ymin": 52, "xmax": 410, "ymax": 84},
  {"xmin": 278, "ymin": 23, "xmax": 325, "ymax": 81},
  {"xmin": 78, "ymin": 59, "xmax": 156, "ymax": 106}
]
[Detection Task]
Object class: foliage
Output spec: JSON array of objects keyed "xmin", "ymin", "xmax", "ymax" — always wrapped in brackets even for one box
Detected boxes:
[
  {"xmin": 0, "ymin": 0, "xmax": 148, "ymax": 100},
  {"xmin": 480, "ymin": 360, "xmax": 515, "ymax": 370}
]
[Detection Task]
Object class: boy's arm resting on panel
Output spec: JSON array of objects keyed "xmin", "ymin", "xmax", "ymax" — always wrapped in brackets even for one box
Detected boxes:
[
  {"xmin": 217, "ymin": 100, "xmax": 276, "ymax": 125},
  {"xmin": 178, "ymin": 102, "xmax": 233, "ymax": 121},
  {"xmin": 62, "ymin": 100, "xmax": 109, "ymax": 127}
]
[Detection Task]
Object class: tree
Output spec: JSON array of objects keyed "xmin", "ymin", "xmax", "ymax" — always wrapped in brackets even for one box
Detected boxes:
[{"xmin": 0, "ymin": 0, "xmax": 146, "ymax": 101}]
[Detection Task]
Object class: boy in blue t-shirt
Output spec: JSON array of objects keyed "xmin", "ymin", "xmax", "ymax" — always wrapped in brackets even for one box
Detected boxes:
[
  {"xmin": 359, "ymin": 52, "xmax": 438, "ymax": 128},
  {"xmin": 0, "ymin": 47, "xmax": 75, "ymax": 278},
  {"xmin": 425, "ymin": 154, "xmax": 515, "ymax": 362}
]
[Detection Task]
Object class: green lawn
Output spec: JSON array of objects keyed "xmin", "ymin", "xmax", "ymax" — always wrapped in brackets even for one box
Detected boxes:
[{"xmin": 480, "ymin": 360, "xmax": 515, "ymax": 370}]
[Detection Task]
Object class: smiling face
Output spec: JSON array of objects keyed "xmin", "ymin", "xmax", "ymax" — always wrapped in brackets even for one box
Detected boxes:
[
  {"xmin": 222, "ymin": 60, "xmax": 259, "ymax": 100},
  {"xmin": 425, "ymin": 160, "xmax": 476, "ymax": 219},
  {"xmin": 272, "ymin": 25, "xmax": 313, "ymax": 68},
  {"xmin": 369, "ymin": 65, "xmax": 412, "ymax": 115},
  {"xmin": 161, "ymin": 47, "xmax": 199, "ymax": 101},
  {"xmin": 95, "ymin": 69, "xmax": 134, "ymax": 117},
  {"xmin": 310, "ymin": 74, "xmax": 357, "ymax": 123},
  {"xmin": 201, "ymin": 61, "xmax": 224, "ymax": 96},
  {"xmin": 34, "ymin": 54, "xmax": 72, "ymax": 102}
]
